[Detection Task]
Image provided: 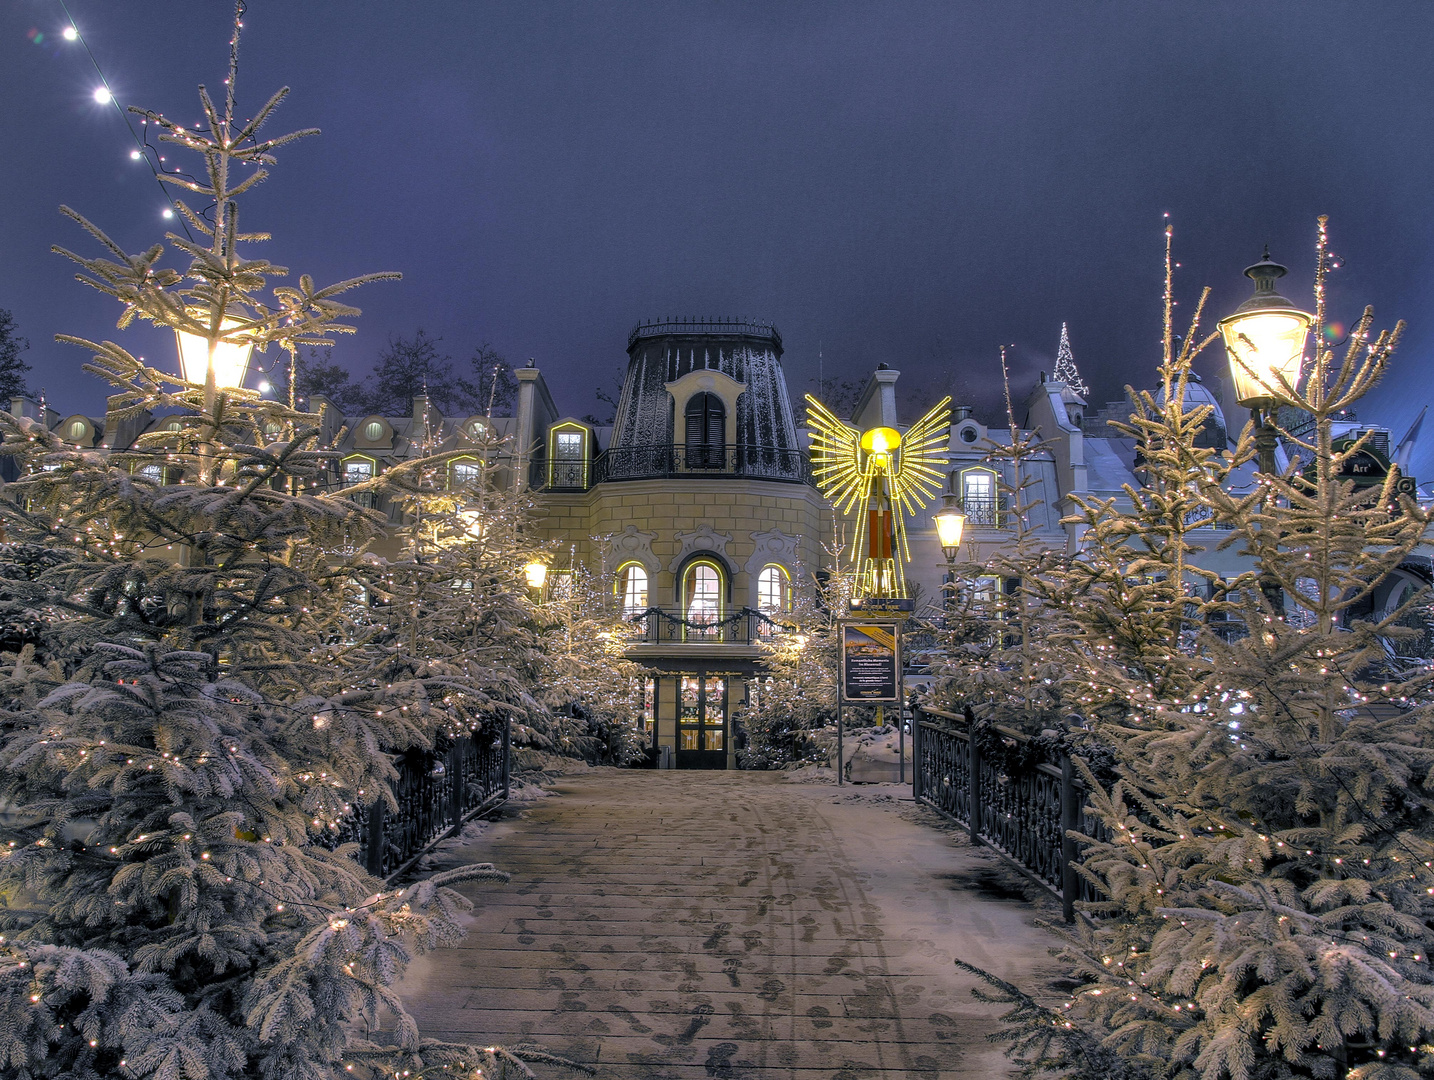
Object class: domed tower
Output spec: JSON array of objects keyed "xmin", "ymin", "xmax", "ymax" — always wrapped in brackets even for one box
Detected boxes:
[{"xmin": 608, "ymin": 318, "xmax": 802, "ymax": 479}]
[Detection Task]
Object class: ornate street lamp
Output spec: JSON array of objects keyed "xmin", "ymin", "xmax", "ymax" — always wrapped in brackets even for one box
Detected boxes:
[
  {"xmin": 1218, "ymin": 249, "xmax": 1312, "ymax": 613},
  {"xmin": 175, "ymin": 316, "xmax": 255, "ymax": 391},
  {"xmin": 524, "ymin": 560, "xmax": 548, "ymax": 593},
  {"xmin": 933, "ymin": 493, "xmax": 966, "ymax": 610},
  {"xmin": 1217, "ymin": 251, "xmax": 1312, "ymax": 413},
  {"xmin": 933, "ymin": 493, "xmax": 967, "ymax": 562}
]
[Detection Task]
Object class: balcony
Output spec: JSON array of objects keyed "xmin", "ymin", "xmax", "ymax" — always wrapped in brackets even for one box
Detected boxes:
[
  {"xmin": 624, "ymin": 606, "xmax": 787, "ymax": 645},
  {"xmin": 531, "ymin": 443, "xmax": 813, "ymax": 492},
  {"xmin": 962, "ymin": 494, "xmax": 1000, "ymax": 527}
]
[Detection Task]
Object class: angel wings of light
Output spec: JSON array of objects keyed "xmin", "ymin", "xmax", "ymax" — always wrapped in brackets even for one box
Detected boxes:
[{"xmin": 805, "ymin": 394, "xmax": 951, "ymax": 598}]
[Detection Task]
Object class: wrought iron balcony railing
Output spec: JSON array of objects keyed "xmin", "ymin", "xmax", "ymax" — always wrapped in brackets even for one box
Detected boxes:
[
  {"xmin": 531, "ymin": 443, "xmax": 813, "ymax": 491},
  {"xmin": 622, "ymin": 606, "xmax": 789, "ymax": 646}
]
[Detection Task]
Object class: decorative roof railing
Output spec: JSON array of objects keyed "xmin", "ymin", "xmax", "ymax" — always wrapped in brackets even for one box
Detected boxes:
[{"xmin": 627, "ymin": 317, "xmax": 782, "ymax": 351}]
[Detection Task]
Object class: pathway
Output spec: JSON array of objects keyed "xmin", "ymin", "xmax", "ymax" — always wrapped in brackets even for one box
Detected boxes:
[{"xmin": 399, "ymin": 769, "xmax": 1064, "ymax": 1079}]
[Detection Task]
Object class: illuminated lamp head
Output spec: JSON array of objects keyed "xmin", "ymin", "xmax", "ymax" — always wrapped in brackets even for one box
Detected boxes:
[{"xmin": 859, "ymin": 426, "xmax": 902, "ymax": 456}]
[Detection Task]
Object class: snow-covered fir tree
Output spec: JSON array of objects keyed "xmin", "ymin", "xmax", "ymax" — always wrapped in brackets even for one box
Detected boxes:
[
  {"xmin": 0, "ymin": 26, "xmax": 569, "ymax": 1080},
  {"xmin": 966, "ymin": 220, "xmax": 1434, "ymax": 1080}
]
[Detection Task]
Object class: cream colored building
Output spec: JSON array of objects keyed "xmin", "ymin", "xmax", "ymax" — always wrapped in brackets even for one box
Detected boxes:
[{"xmin": 14, "ymin": 319, "xmax": 1427, "ymax": 770}]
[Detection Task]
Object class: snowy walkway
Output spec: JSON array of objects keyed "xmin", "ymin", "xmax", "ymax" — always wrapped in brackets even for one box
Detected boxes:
[{"xmin": 400, "ymin": 769, "xmax": 1064, "ymax": 1080}]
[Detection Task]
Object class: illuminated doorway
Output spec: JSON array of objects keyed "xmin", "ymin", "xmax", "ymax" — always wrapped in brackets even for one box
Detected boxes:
[{"xmin": 676, "ymin": 673, "xmax": 727, "ymax": 768}]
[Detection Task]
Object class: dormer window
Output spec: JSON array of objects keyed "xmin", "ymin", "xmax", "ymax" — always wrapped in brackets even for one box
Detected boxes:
[
  {"xmin": 364, "ymin": 421, "xmax": 383, "ymax": 441},
  {"xmin": 451, "ymin": 457, "xmax": 481, "ymax": 488},
  {"xmin": 685, "ymin": 393, "xmax": 725, "ymax": 469},
  {"xmin": 548, "ymin": 422, "xmax": 589, "ymax": 489},
  {"xmin": 69, "ymin": 420, "xmax": 87, "ymax": 440}
]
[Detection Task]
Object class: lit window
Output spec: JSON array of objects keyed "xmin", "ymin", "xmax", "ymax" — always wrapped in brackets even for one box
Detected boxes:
[
  {"xmin": 757, "ymin": 565, "xmax": 789, "ymax": 635},
  {"xmin": 962, "ymin": 469, "xmax": 998, "ymax": 526},
  {"xmin": 549, "ymin": 425, "xmax": 588, "ymax": 489},
  {"xmin": 617, "ymin": 563, "xmax": 649, "ymax": 616},
  {"xmin": 137, "ymin": 464, "xmax": 164, "ymax": 484},
  {"xmin": 343, "ymin": 458, "xmax": 373, "ymax": 486},
  {"xmin": 452, "ymin": 459, "xmax": 480, "ymax": 488},
  {"xmin": 69, "ymin": 420, "xmax": 87, "ymax": 439},
  {"xmin": 973, "ymin": 575, "xmax": 1003, "ymax": 618},
  {"xmin": 684, "ymin": 562, "xmax": 723, "ymax": 635}
]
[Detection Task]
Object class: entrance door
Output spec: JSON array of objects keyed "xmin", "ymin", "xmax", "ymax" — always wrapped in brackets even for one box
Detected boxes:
[{"xmin": 677, "ymin": 674, "xmax": 727, "ymax": 769}]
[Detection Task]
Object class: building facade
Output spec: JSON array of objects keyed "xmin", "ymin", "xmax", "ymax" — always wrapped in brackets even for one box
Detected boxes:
[{"xmin": 11, "ymin": 319, "xmax": 1429, "ymax": 769}]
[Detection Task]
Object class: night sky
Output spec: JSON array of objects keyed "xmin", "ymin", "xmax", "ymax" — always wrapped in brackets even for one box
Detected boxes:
[{"xmin": 2, "ymin": 2, "xmax": 1433, "ymax": 473}]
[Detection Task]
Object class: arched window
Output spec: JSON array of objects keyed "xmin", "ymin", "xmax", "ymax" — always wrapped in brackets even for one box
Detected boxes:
[
  {"xmin": 756, "ymin": 564, "xmax": 789, "ymax": 635},
  {"xmin": 683, "ymin": 560, "xmax": 724, "ymax": 636},
  {"xmin": 616, "ymin": 562, "xmax": 649, "ymax": 616},
  {"xmin": 961, "ymin": 467, "xmax": 999, "ymax": 526},
  {"xmin": 684, "ymin": 393, "xmax": 725, "ymax": 469},
  {"xmin": 364, "ymin": 421, "xmax": 384, "ymax": 441}
]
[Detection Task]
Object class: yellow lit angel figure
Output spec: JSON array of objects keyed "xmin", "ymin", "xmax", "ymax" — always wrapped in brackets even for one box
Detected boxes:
[{"xmin": 805, "ymin": 394, "xmax": 951, "ymax": 600}]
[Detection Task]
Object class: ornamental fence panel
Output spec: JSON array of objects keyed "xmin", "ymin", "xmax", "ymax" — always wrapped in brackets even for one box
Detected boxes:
[
  {"xmin": 326, "ymin": 722, "xmax": 510, "ymax": 883},
  {"xmin": 912, "ymin": 705, "xmax": 1106, "ymax": 922}
]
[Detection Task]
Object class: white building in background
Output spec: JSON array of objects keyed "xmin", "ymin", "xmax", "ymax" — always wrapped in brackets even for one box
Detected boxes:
[{"xmin": 12, "ymin": 319, "xmax": 1427, "ymax": 768}]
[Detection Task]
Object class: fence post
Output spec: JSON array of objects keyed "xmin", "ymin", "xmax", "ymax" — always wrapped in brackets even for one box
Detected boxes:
[
  {"xmin": 449, "ymin": 742, "xmax": 464, "ymax": 827},
  {"xmin": 912, "ymin": 706, "xmax": 922, "ymax": 802},
  {"xmin": 1060, "ymin": 752, "xmax": 1079, "ymax": 924},
  {"xmin": 968, "ymin": 720, "xmax": 981, "ymax": 845},
  {"xmin": 501, "ymin": 716, "xmax": 511, "ymax": 802},
  {"xmin": 365, "ymin": 802, "xmax": 385, "ymax": 877}
]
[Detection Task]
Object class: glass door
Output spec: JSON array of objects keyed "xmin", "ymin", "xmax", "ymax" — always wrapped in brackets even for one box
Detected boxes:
[{"xmin": 675, "ymin": 673, "xmax": 728, "ymax": 768}]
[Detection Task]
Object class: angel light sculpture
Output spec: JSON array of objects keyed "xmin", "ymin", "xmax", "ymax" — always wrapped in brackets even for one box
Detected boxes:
[{"xmin": 805, "ymin": 394, "xmax": 951, "ymax": 600}]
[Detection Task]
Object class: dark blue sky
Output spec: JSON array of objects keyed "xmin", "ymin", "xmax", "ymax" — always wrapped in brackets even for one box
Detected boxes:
[{"xmin": 2, "ymin": 2, "xmax": 1432, "ymax": 471}]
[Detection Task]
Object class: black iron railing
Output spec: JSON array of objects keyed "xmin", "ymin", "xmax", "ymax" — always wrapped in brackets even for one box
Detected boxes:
[
  {"xmin": 531, "ymin": 444, "xmax": 813, "ymax": 490},
  {"xmin": 328, "ymin": 724, "xmax": 510, "ymax": 882},
  {"xmin": 627, "ymin": 317, "xmax": 782, "ymax": 351},
  {"xmin": 913, "ymin": 705, "xmax": 1105, "ymax": 923},
  {"xmin": 624, "ymin": 606, "xmax": 787, "ymax": 645}
]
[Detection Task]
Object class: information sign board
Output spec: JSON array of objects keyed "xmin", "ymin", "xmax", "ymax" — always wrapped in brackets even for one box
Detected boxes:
[{"xmin": 839, "ymin": 621, "xmax": 900, "ymax": 702}]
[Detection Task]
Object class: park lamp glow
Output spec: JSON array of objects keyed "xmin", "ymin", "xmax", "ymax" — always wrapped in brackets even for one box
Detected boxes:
[
  {"xmin": 175, "ymin": 315, "xmax": 255, "ymax": 390},
  {"xmin": 457, "ymin": 509, "xmax": 484, "ymax": 539},
  {"xmin": 933, "ymin": 493, "xmax": 966, "ymax": 562},
  {"xmin": 1217, "ymin": 251, "xmax": 1312, "ymax": 409},
  {"xmin": 523, "ymin": 560, "xmax": 548, "ymax": 591}
]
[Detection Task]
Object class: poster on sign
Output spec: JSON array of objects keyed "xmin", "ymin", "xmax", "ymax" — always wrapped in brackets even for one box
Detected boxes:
[{"xmin": 839, "ymin": 621, "xmax": 900, "ymax": 702}]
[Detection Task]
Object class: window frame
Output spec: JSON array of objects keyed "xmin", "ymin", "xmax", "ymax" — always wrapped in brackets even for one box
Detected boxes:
[
  {"xmin": 960, "ymin": 466, "xmax": 1000, "ymax": 527},
  {"xmin": 548, "ymin": 421, "xmax": 590, "ymax": 489},
  {"xmin": 615, "ymin": 561, "xmax": 650, "ymax": 617},
  {"xmin": 682, "ymin": 559, "xmax": 725, "ymax": 637}
]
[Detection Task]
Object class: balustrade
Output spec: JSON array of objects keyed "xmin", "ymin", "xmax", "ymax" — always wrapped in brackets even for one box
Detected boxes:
[{"xmin": 913, "ymin": 705, "xmax": 1103, "ymax": 922}]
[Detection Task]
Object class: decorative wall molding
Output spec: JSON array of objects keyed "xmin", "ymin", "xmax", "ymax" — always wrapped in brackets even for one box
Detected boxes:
[
  {"xmin": 669, "ymin": 525, "xmax": 734, "ymax": 572},
  {"xmin": 745, "ymin": 528, "xmax": 800, "ymax": 576},
  {"xmin": 607, "ymin": 525, "xmax": 659, "ymax": 575}
]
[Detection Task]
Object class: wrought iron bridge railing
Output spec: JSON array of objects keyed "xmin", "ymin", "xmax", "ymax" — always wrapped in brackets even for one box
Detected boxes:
[
  {"xmin": 624, "ymin": 606, "xmax": 788, "ymax": 646},
  {"xmin": 326, "ymin": 724, "xmax": 510, "ymax": 882},
  {"xmin": 912, "ymin": 704, "xmax": 1107, "ymax": 923},
  {"xmin": 532, "ymin": 443, "xmax": 814, "ymax": 491}
]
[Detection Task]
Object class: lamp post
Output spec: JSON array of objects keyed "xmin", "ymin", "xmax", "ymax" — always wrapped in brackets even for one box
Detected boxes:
[
  {"xmin": 1218, "ymin": 249, "xmax": 1313, "ymax": 613},
  {"xmin": 933, "ymin": 493, "xmax": 967, "ymax": 611},
  {"xmin": 524, "ymin": 559, "xmax": 548, "ymax": 599}
]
